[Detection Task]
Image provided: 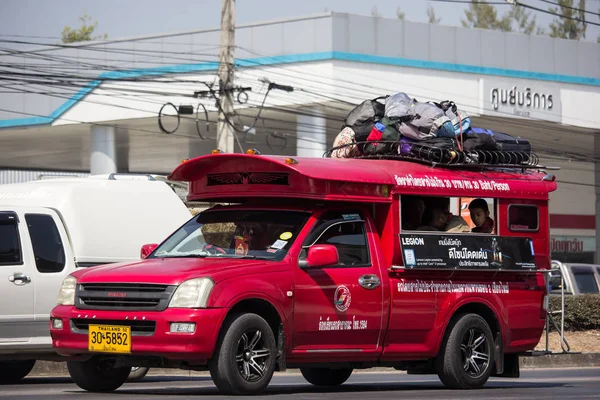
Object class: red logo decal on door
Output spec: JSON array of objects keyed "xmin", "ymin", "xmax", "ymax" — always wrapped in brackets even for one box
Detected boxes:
[{"xmin": 334, "ymin": 285, "xmax": 351, "ymax": 312}]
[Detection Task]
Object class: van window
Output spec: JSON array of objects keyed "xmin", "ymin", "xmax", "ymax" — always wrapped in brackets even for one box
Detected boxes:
[
  {"xmin": 0, "ymin": 214, "xmax": 22, "ymax": 265},
  {"xmin": 25, "ymin": 214, "xmax": 66, "ymax": 273},
  {"xmin": 508, "ymin": 205, "xmax": 539, "ymax": 232},
  {"xmin": 401, "ymin": 195, "xmax": 496, "ymax": 234}
]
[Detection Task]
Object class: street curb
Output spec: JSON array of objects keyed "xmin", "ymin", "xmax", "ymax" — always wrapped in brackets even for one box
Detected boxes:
[{"xmin": 28, "ymin": 353, "xmax": 600, "ymax": 378}]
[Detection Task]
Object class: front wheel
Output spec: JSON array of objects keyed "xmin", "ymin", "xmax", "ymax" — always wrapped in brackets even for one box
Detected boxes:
[
  {"xmin": 435, "ymin": 313, "xmax": 495, "ymax": 389},
  {"xmin": 209, "ymin": 313, "xmax": 277, "ymax": 395},
  {"xmin": 67, "ymin": 357, "xmax": 131, "ymax": 392},
  {"xmin": 300, "ymin": 367, "xmax": 353, "ymax": 386}
]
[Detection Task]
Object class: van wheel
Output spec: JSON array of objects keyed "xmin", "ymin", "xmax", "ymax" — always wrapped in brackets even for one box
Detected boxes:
[
  {"xmin": 300, "ymin": 367, "xmax": 353, "ymax": 386},
  {"xmin": 0, "ymin": 360, "xmax": 36, "ymax": 384},
  {"xmin": 209, "ymin": 313, "xmax": 276, "ymax": 395},
  {"xmin": 127, "ymin": 366, "xmax": 150, "ymax": 382},
  {"xmin": 435, "ymin": 313, "xmax": 495, "ymax": 389},
  {"xmin": 67, "ymin": 357, "xmax": 130, "ymax": 392}
]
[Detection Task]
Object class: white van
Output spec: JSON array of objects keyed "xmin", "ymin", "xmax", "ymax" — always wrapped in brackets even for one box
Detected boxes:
[{"xmin": 0, "ymin": 175, "xmax": 192, "ymax": 383}]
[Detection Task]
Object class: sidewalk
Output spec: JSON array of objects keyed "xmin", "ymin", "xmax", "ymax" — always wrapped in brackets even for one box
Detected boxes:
[{"xmin": 29, "ymin": 352, "xmax": 600, "ymax": 378}]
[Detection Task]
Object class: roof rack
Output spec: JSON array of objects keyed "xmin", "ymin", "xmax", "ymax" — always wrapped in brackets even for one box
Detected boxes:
[{"xmin": 324, "ymin": 140, "xmax": 558, "ymax": 171}]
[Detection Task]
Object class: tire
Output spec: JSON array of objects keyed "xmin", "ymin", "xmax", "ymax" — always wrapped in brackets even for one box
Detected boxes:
[
  {"xmin": 67, "ymin": 357, "xmax": 131, "ymax": 392},
  {"xmin": 208, "ymin": 313, "xmax": 277, "ymax": 395},
  {"xmin": 0, "ymin": 360, "xmax": 36, "ymax": 384},
  {"xmin": 435, "ymin": 313, "xmax": 495, "ymax": 389},
  {"xmin": 127, "ymin": 366, "xmax": 150, "ymax": 382},
  {"xmin": 300, "ymin": 367, "xmax": 353, "ymax": 386}
]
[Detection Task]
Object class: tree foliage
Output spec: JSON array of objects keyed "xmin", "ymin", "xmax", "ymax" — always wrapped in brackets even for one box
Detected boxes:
[
  {"xmin": 427, "ymin": 6, "xmax": 441, "ymax": 24},
  {"xmin": 548, "ymin": 0, "xmax": 587, "ymax": 40},
  {"xmin": 462, "ymin": 1, "xmax": 546, "ymax": 35},
  {"xmin": 396, "ymin": 7, "xmax": 405, "ymax": 21},
  {"xmin": 508, "ymin": 5, "xmax": 544, "ymax": 35},
  {"xmin": 61, "ymin": 13, "xmax": 108, "ymax": 43},
  {"xmin": 461, "ymin": 1, "xmax": 512, "ymax": 31}
]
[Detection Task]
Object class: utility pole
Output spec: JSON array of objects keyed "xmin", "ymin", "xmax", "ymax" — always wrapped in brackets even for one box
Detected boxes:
[{"xmin": 217, "ymin": 0, "xmax": 235, "ymax": 153}]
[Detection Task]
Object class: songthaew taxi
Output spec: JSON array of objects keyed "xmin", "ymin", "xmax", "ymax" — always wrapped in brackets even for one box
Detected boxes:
[{"xmin": 50, "ymin": 137, "xmax": 557, "ymax": 395}]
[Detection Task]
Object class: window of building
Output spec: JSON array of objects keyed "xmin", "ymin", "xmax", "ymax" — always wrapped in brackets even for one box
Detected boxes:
[
  {"xmin": 401, "ymin": 195, "xmax": 496, "ymax": 234},
  {"xmin": 25, "ymin": 214, "xmax": 66, "ymax": 273},
  {"xmin": 508, "ymin": 204, "xmax": 539, "ymax": 232},
  {"xmin": 0, "ymin": 212, "xmax": 22, "ymax": 265}
]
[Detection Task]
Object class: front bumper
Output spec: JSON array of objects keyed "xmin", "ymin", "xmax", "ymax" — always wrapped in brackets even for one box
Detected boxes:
[{"xmin": 50, "ymin": 305, "xmax": 228, "ymax": 361}]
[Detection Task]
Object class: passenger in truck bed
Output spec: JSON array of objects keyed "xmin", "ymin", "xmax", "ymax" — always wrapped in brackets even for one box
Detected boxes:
[
  {"xmin": 417, "ymin": 207, "xmax": 448, "ymax": 231},
  {"xmin": 469, "ymin": 198, "xmax": 495, "ymax": 234}
]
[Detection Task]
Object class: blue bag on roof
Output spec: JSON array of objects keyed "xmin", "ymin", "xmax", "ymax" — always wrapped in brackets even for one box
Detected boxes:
[{"xmin": 470, "ymin": 127, "xmax": 531, "ymax": 153}]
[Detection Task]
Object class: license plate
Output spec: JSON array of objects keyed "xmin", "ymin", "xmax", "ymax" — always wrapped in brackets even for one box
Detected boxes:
[{"xmin": 88, "ymin": 325, "xmax": 131, "ymax": 354}]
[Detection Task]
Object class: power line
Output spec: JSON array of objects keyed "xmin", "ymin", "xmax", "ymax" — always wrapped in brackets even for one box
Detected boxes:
[
  {"xmin": 428, "ymin": 0, "xmax": 510, "ymax": 4},
  {"xmin": 534, "ymin": 0, "xmax": 600, "ymax": 18},
  {"xmin": 517, "ymin": 1, "xmax": 600, "ymax": 27}
]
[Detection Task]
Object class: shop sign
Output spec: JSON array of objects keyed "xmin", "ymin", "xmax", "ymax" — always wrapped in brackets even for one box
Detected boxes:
[
  {"xmin": 482, "ymin": 80, "xmax": 561, "ymax": 122},
  {"xmin": 551, "ymin": 236, "xmax": 595, "ymax": 253}
]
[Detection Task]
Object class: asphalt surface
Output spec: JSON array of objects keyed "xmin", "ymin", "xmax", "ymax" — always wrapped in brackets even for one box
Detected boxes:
[{"xmin": 2, "ymin": 368, "xmax": 599, "ymax": 399}]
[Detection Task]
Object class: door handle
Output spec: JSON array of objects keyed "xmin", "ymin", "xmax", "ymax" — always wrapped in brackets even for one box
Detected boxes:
[
  {"xmin": 8, "ymin": 273, "xmax": 31, "ymax": 286},
  {"xmin": 358, "ymin": 274, "xmax": 380, "ymax": 290}
]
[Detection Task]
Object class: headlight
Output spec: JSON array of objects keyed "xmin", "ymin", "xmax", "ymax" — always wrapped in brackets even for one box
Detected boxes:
[
  {"xmin": 57, "ymin": 275, "xmax": 77, "ymax": 306},
  {"xmin": 169, "ymin": 278, "xmax": 214, "ymax": 308}
]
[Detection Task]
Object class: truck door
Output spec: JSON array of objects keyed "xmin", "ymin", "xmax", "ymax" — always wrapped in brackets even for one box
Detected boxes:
[
  {"xmin": 24, "ymin": 210, "xmax": 73, "ymax": 344},
  {"xmin": 0, "ymin": 210, "xmax": 34, "ymax": 344},
  {"xmin": 292, "ymin": 210, "xmax": 384, "ymax": 354}
]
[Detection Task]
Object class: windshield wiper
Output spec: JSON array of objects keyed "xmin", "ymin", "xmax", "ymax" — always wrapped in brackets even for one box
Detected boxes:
[
  {"xmin": 228, "ymin": 255, "xmax": 274, "ymax": 260},
  {"xmin": 159, "ymin": 254, "xmax": 210, "ymax": 259}
]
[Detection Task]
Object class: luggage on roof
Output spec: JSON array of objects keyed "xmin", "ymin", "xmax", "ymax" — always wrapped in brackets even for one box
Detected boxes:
[{"xmin": 331, "ymin": 92, "xmax": 537, "ymax": 169}]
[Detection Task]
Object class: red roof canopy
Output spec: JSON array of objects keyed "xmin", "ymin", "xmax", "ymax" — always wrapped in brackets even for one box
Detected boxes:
[{"xmin": 169, "ymin": 154, "xmax": 557, "ymax": 202}]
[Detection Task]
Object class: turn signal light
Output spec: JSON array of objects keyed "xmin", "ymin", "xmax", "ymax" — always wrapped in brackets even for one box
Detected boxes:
[
  {"xmin": 212, "ymin": 149, "xmax": 223, "ymax": 154},
  {"xmin": 246, "ymin": 148, "xmax": 261, "ymax": 155},
  {"xmin": 284, "ymin": 157, "xmax": 298, "ymax": 165},
  {"xmin": 181, "ymin": 158, "xmax": 189, "ymax": 163}
]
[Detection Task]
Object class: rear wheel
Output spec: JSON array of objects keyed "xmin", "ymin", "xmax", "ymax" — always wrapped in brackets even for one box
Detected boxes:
[
  {"xmin": 300, "ymin": 367, "xmax": 353, "ymax": 386},
  {"xmin": 209, "ymin": 313, "xmax": 277, "ymax": 395},
  {"xmin": 67, "ymin": 357, "xmax": 130, "ymax": 392},
  {"xmin": 435, "ymin": 313, "xmax": 495, "ymax": 389},
  {"xmin": 127, "ymin": 366, "xmax": 150, "ymax": 382},
  {"xmin": 0, "ymin": 360, "xmax": 36, "ymax": 384}
]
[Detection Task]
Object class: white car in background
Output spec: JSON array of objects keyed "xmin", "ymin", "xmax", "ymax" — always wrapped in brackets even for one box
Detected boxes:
[{"xmin": 0, "ymin": 174, "xmax": 192, "ymax": 383}]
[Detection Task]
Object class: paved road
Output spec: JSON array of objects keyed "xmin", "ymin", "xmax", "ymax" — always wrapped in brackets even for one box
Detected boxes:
[{"xmin": 2, "ymin": 368, "xmax": 599, "ymax": 399}]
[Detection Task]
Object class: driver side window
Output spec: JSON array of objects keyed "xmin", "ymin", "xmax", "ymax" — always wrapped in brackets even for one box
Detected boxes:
[{"xmin": 301, "ymin": 211, "xmax": 371, "ymax": 268}]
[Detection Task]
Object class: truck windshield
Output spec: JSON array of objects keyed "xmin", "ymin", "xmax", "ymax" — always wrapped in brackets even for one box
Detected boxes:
[{"xmin": 151, "ymin": 209, "xmax": 311, "ymax": 261}]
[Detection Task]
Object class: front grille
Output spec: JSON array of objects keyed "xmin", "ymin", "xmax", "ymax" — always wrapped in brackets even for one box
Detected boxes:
[
  {"xmin": 75, "ymin": 283, "xmax": 176, "ymax": 311},
  {"xmin": 71, "ymin": 319, "xmax": 156, "ymax": 336}
]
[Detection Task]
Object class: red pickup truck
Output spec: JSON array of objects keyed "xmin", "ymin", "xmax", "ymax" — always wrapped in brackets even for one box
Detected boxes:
[{"xmin": 50, "ymin": 152, "xmax": 555, "ymax": 395}]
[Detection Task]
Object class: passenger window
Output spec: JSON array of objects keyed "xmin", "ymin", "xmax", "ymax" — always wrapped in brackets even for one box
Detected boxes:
[
  {"xmin": 301, "ymin": 211, "xmax": 370, "ymax": 267},
  {"xmin": 0, "ymin": 213, "xmax": 22, "ymax": 265},
  {"xmin": 401, "ymin": 195, "xmax": 496, "ymax": 234},
  {"xmin": 508, "ymin": 205, "xmax": 539, "ymax": 232},
  {"xmin": 25, "ymin": 214, "xmax": 66, "ymax": 273}
]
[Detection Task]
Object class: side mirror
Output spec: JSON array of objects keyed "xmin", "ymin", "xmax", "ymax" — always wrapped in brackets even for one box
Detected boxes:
[
  {"xmin": 140, "ymin": 243, "xmax": 158, "ymax": 259},
  {"xmin": 305, "ymin": 244, "xmax": 339, "ymax": 268}
]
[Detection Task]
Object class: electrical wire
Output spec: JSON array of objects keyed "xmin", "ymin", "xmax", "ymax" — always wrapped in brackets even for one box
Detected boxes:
[
  {"xmin": 517, "ymin": 1, "xmax": 600, "ymax": 27},
  {"xmin": 2, "ymin": 41, "xmax": 596, "ymax": 164},
  {"xmin": 533, "ymin": 0, "xmax": 600, "ymax": 18}
]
